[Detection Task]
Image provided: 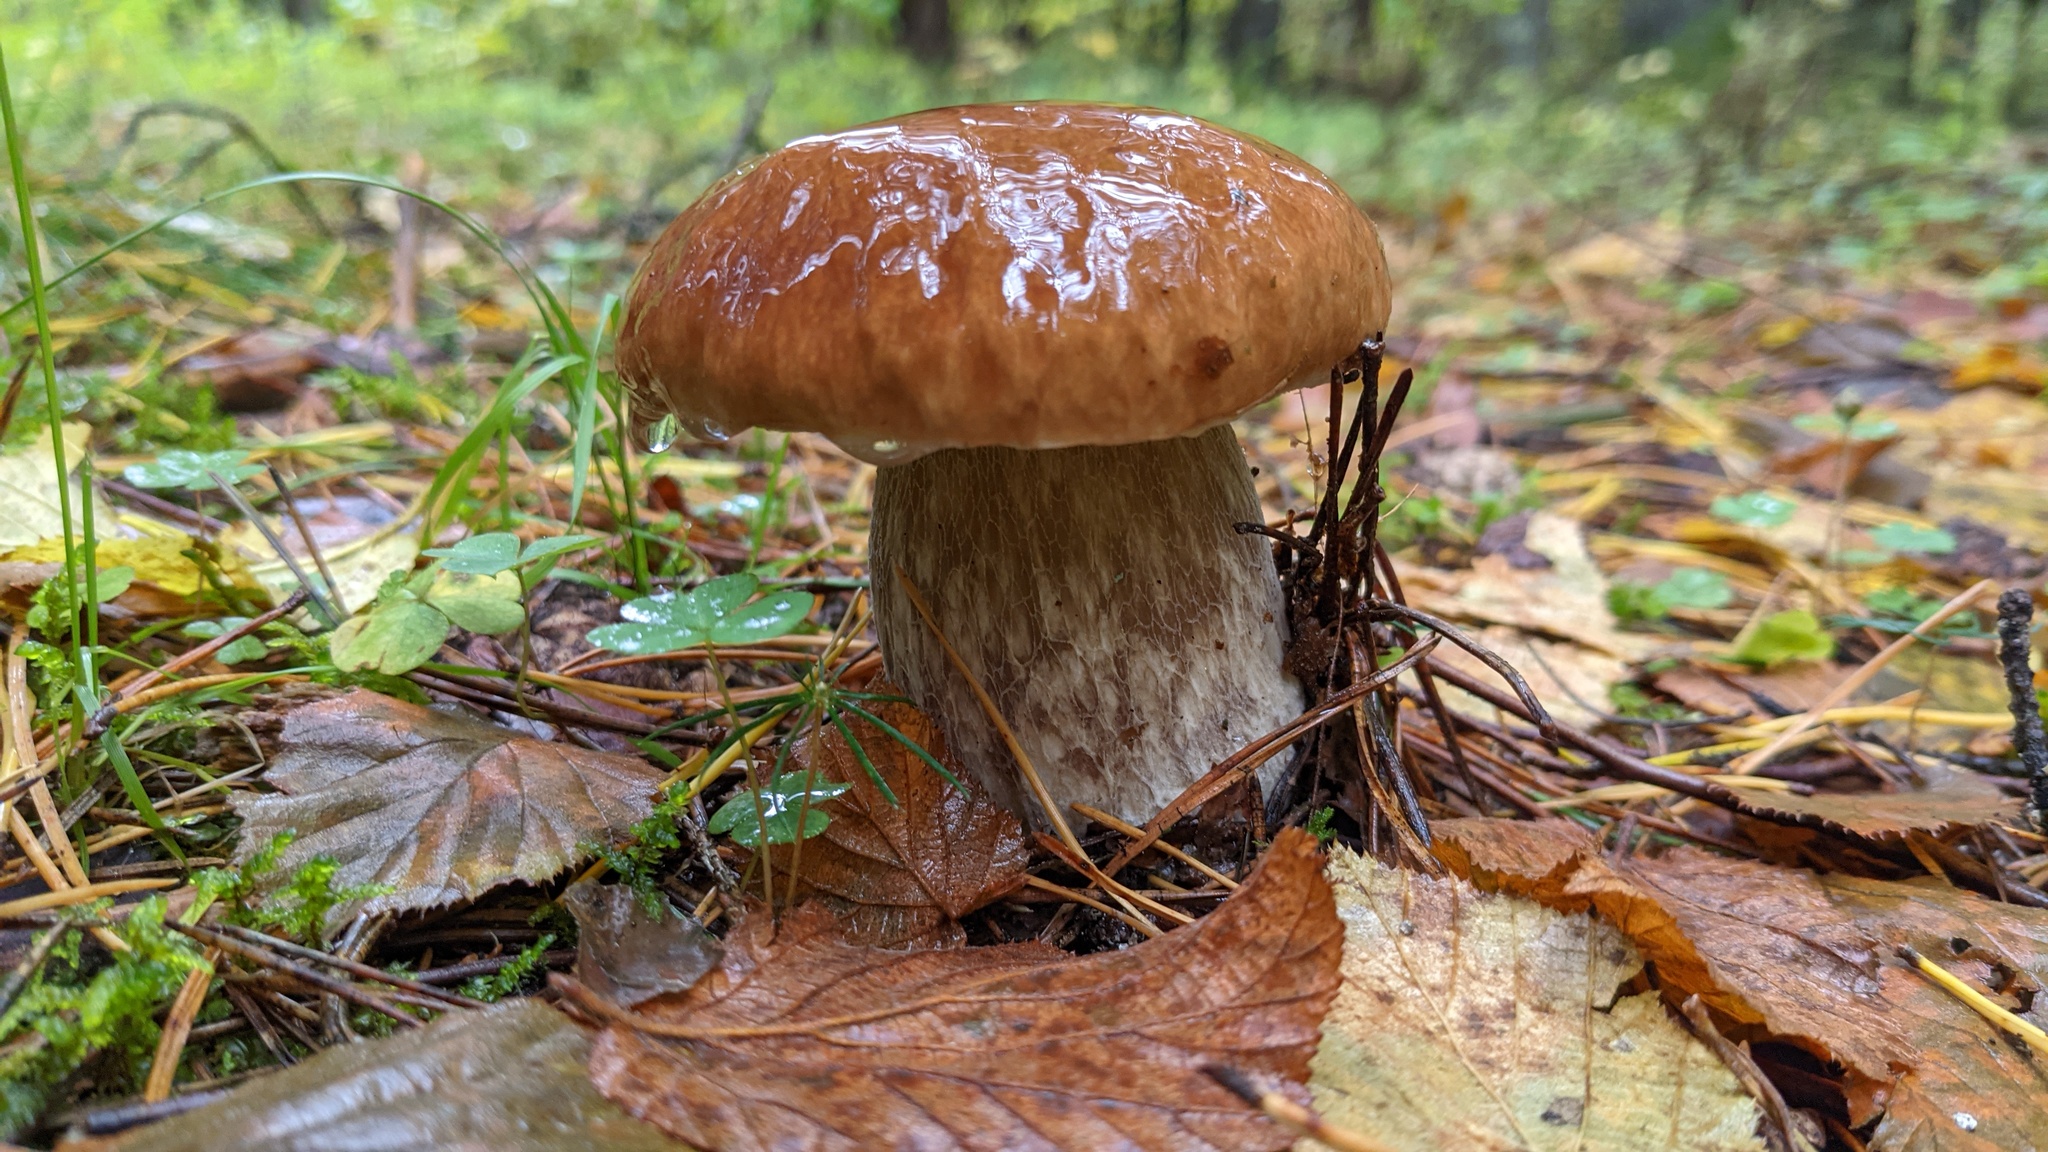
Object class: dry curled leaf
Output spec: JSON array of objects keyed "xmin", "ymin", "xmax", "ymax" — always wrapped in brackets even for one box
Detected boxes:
[
  {"xmin": 1434, "ymin": 818, "xmax": 2048, "ymax": 1151},
  {"xmin": 764, "ymin": 691, "xmax": 1030, "ymax": 946},
  {"xmin": 230, "ymin": 689, "xmax": 664, "ymax": 927},
  {"xmin": 1310, "ymin": 846, "xmax": 1764, "ymax": 1152},
  {"xmin": 584, "ymin": 828, "xmax": 1340, "ymax": 1152},
  {"xmin": 90, "ymin": 1000, "xmax": 685, "ymax": 1151}
]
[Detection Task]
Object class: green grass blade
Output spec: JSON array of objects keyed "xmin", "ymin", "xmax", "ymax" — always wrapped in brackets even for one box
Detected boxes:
[
  {"xmin": 840, "ymin": 702, "xmax": 965, "ymax": 793},
  {"xmin": 830, "ymin": 711, "xmax": 898, "ymax": 807},
  {"xmin": 99, "ymin": 729, "xmax": 184, "ymax": 862},
  {"xmin": 421, "ymin": 352, "xmax": 581, "ymax": 535},
  {"xmin": 0, "ymin": 43, "xmax": 85, "ymax": 700},
  {"xmin": 569, "ymin": 295, "xmax": 618, "ymax": 525}
]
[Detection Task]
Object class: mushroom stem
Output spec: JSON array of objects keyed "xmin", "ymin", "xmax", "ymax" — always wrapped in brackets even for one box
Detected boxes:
[{"xmin": 871, "ymin": 424, "xmax": 1303, "ymax": 826}]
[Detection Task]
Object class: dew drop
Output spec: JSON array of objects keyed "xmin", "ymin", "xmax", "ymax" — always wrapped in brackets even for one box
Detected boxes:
[{"xmin": 641, "ymin": 412, "xmax": 681, "ymax": 454}]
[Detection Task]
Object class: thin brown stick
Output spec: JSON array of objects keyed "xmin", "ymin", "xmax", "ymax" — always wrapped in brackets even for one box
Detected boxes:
[
  {"xmin": 82, "ymin": 588, "xmax": 309, "ymax": 732},
  {"xmin": 894, "ymin": 565, "xmax": 1084, "ymax": 858},
  {"xmin": 0, "ymin": 922, "xmax": 71, "ymax": 1018},
  {"xmin": 167, "ymin": 921, "xmax": 424, "ymax": 1029},
  {"xmin": 1069, "ymin": 803, "xmax": 1238, "ymax": 890},
  {"xmin": 1678, "ymin": 996, "xmax": 1816, "ymax": 1152},
  {"xmin": 1022, "ymin": 875, "xmax": 1164, "ymax": 938},
  {"xmin": 1201, "ymin": 1064, "xmax": 1394, "ymax": 1152},
  {"xmin": 220, "ymin": 982, "xmax": 295, "ymax": 1066},
  {"xmin": 0, "ymin": 875, "xmax": 175, "ymax": 917},
  {"xmin": 266, "ymin": 463, "xmax": 349, "ymax": 617},
  {"xmin": 145, "ymin": 948, "xmax": 219, "ymax": 1102},
  {"xmin": 215, "ymin": 924, "xmax": 484, "ymax": 1009}
]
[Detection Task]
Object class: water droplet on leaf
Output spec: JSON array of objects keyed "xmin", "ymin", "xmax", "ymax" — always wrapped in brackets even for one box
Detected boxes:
[{"xmin": 641, "ymin": 412, "xmax": 680, "ymax": 454}]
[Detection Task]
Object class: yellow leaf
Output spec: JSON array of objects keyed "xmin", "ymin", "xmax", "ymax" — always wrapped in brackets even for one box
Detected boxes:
[
  {"xmin": 1310, "ymin": 848, "xmax": 1765, "ymax": 1151},
  {"xmin": 0, "ymin": 534, "xmax": 261, "ymax": 597},
  {"xmin": 1755, "ymin": 315, "xmax": 1811, "ymax": 349},
  {"xmin": 1950, "ymin": 343, "xmax": 2048, "ymax": 391}
]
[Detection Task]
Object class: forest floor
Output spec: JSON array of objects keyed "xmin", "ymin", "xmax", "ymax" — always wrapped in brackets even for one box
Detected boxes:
[{"xmin": 1, "ymin": 51, "xmax": 2048, "ymax": 1152}]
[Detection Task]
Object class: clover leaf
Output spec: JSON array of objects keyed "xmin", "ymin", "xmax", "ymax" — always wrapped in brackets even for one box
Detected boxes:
[
  {"xmin": 328, "ymin": 599, "xmax": 450, "ymax": 674},
  {"xmin": 1868, "ymin": 521, "xmax": 1957, "ymax": 555},
  {"xmin": 588, "ymin": 573, "xmax": 814, "ymax": 655},
  {"xmin": 122, "ymin": 450, "xmax": 264, "ymax": 491},
  {"xmin": 1710, "ymin": 491, "xmax": 1796, "ymax": 529},
  {"xmin": 422, "ymin": 570, "xmax": 527, "ymax": 635},
  {"xmin": 423, "ymin": 532, "xmax": 522, "ymax": 575},
  {"xmin": 1653, "ymin": 567, "xmax": 1733, "ymax": 611},
  {"xmin": 707, "ymin": 772, "xmax": 852, "ymax": 848}
]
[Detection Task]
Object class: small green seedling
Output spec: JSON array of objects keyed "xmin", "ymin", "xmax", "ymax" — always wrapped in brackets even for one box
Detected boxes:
[
  {"xmin": 707, "ymin": 772, "xmax": 851, "ymax": 847},
  {"xmin": 1868, "ymin": 521, "xmax": 1957, "ymax": 555},
  {"xmin": 1609, "ymin": 566, "xmax": 1734, "ymax": 624},
  {"xmin": 1710, "ymin": 491, "xmax": 1796, "ymax": 529}
]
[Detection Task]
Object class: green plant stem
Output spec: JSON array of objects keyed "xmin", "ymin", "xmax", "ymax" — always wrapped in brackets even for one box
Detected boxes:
[{"xmin": 0, "ymin": 42, "xmax": 86, "ymax": 707}]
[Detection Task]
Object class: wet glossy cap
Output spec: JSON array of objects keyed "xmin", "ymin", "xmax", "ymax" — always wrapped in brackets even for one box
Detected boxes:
[{"xmin": 618, "ymin": 102, "xmax": 1390, "ymax": 461}]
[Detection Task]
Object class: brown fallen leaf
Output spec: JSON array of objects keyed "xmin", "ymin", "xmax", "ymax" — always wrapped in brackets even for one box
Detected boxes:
[
  {"xmin": 230, "ymin": 689, "xmax": 665, "ymax": 928},
  {"xmin": 763, "ymin": 691, "xmax": 1030, "ymax": 946},
  {"xmin": 1434, "ymin": 818, "xmax": 2048, "ymax": 1151},
  {"xmin": 582, "ymin": 827, "xmax": 1341, "ymax": 1152},
  {"xmin": 1310, "ymin": 846, "xmax": 1763, "ymax": 1151},
  {"xmin": 86, "ymin": 1000, "xmax": 686, "ymax": 1151},
  {"xmin": 563, "ymin": 878, "xmax": 723, "ymax": 1008},
  {"xmin": 1731, "ymin": 762, "xmax": 2017, "ymax": 841}
]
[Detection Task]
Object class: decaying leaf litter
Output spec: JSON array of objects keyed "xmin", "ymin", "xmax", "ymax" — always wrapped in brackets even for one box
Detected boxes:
[{"xmin": 0, "ymin": 70, "xmax": 2045, "ymax": 1152}]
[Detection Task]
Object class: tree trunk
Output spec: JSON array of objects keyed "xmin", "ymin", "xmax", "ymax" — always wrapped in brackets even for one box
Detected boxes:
[
  {"xmin": 1971, "ymin": 0, "xmax": 2024, "ymax": 123},
  {"xmin": 1911, "ymin": 0, "xmax": 1952, "ymax": 102},
  {"xmin": 898, "ymin": 0, "xmax": 957, "ymax": 63},
  {"xmin": 870, "ymin": 427, "xmax": 1303, "ymax": 827},
  {"xmin": 1221, "ymin": 0, "xmax": 1283, "ymax": 81}
]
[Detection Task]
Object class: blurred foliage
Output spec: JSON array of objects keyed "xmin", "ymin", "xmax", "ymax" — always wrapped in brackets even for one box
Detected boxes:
[{"xmin": 3, "ymin": 0, "xmax": 2048, "ymax": 325}]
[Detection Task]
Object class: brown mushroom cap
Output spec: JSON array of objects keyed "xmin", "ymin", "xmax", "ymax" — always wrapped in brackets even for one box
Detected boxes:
[{"xmin": 619, "ymin": 101, "xmax": 1390, "ymax": 459}]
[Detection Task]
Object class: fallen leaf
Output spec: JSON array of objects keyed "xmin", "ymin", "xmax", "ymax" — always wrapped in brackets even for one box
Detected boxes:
[
  {"xmin": 222, "ymin": 492, "xmax": 419, "ymax": 616},
  {"xmin": 1731, "ymin": 763, "xmax": 2016, "ymax": 841},
  {"xmin": 0, "ymin": 533, "xmax": 263, "ymax": 599},
  {"xmin": 88, "ymin": 1000, "xmax": 686, "ymax": 1151},
  {"xmin": 1950, "ymin": 342, "xmax": 2048, "ymax": 391},
  {"xmin": 563, "ymin": 879, "xmax": 723, "ymax": 1009},
  {"xmin": 585, "ymin": 827, "xmax": 1341, "ymax": 1151},
  {"xmin": 230, "ymin": 689, "xmax": 665, "ymax": 927},
  {"xmin": 0, "ymin": 423, "xmax": 120, "ymax": 550},
  {"xmin": 1434, "ymin": 819, "xmax": 2048, "ymax": 1151},
  {"xmin": 762, "ymin": 693, "xmax": 1031, "ymax": 946},
  {"xmin": 1401, "ymin": 511, "xmax": 1655, "ymax": 661},
  {"xmin": 1309, "ymin": 846, "xmax": 1764, "ymax": 1151}
]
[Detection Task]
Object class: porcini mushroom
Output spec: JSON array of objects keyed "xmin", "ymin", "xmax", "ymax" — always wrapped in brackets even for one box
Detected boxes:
[{"xmin": 618, "ymin": 102, "xmax": 1390, "ymax": 825}]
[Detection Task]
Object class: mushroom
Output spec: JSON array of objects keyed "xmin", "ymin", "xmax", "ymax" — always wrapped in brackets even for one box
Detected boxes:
[{"xmin": 618, "ymin": 102, "xmax": 1390, "ymax": 826}]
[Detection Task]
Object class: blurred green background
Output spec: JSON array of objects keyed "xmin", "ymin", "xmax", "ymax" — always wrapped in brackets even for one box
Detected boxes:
[{"xmin": 5, "ymin": 0, "xmax": 2047, "ymax": 317}]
